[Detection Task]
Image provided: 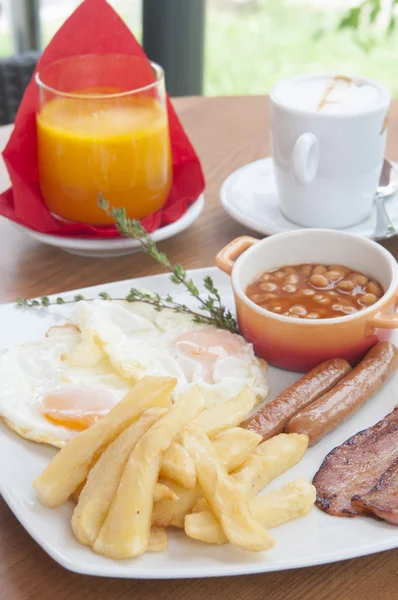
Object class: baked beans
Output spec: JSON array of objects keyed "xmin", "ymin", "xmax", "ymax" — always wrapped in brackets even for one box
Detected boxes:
[{"xmin": 245, "ymin": 264, "xmax": 384, "ymax": 319}]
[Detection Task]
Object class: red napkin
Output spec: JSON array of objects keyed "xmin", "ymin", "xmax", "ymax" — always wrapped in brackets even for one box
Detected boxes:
[{"xmin": 0, "ymin": 0, "xmax": 205, "ymax": 237}]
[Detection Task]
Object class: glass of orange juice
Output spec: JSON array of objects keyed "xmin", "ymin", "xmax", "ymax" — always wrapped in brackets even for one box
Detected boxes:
[{"xmin": 36, "ymin": 54, "xmax": 172, "ymax": 225}]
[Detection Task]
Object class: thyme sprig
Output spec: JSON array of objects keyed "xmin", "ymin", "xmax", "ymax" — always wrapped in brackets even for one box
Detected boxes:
[
  {"xmin": 99, "ymin": 196, "xmax": 238, "ymax": 333},
  {"xmin": 15, "ymin": 290, "xmax": 225, "ymax": 328},
  {"xmin": 15, "ymin": 197, "xmax": 239, "ymax": 334}
]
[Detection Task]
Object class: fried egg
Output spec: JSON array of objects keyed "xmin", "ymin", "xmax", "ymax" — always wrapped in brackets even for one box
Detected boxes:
[
  {"xmin": 0, "ymin": 301, "xmax": 268, "ymax": 447},
  {"xmin": 0, "ymin": 324, "xmax": 131, "ymax": 447},
  {"xmin": 69, "ymin": 300, "xmax": 268, "ymax": 405}
]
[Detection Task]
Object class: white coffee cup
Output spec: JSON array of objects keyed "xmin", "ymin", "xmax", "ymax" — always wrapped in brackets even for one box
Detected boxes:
[{"xmin": 270, "ymin": 73, "xmax": 390, "ymax": 229}]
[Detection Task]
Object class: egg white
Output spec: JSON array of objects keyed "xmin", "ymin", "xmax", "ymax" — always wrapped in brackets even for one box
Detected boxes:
[
  {"xmin": 0, "ymin": 324, "xmax": 131, "ymax": 447},
  {"xmin": 0, "ymin": 300, "xmax": 269, "ymax": 448},
  {"xmin": 69, "ymin": 300, "xmax": 269, "ymax": 406}
]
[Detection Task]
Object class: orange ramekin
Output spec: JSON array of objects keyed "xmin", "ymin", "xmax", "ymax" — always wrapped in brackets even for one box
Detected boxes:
[{"xmin": 216, "ymin": 229, "xmax": 398, "ymax": 372}]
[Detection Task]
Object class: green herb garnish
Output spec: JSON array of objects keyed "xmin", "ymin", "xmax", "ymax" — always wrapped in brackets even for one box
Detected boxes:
[{"xmin": 16, "ymin": 196, "xmax": 239, "ymax": 334}]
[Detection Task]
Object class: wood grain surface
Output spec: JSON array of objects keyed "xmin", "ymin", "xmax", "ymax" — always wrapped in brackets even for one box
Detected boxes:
[{"xmin": 0, "ymin": 96, "xmax": 397, "ymax": 599}]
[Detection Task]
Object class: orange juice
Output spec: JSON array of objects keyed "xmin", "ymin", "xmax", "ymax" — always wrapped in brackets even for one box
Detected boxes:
[{"xmin": 37, "ymin": 93, "xmax": 172, "ymax": 225}]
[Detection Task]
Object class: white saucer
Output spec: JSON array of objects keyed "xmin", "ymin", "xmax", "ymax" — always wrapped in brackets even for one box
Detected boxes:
[
  {"xmin": 13, "ymin": 194, "xmax": 205, "ymax": 257},
  {"xmin": 220, "ymin": 158, "xmax": 398, "ymax": 240}
]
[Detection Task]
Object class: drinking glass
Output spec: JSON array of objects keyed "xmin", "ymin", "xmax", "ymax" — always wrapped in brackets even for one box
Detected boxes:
[{"xmin": 36, "ymin": 54, "xmax": 172, "ymax": 225}]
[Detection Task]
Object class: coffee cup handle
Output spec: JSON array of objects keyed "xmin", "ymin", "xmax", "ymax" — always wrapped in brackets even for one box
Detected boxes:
[
  {"xmin": 292, "ymin": 132, "xmax": 319, "ymax": 185},
  {"xmin": 215, "ymin": 236, "xmax": 259, "ymax": 276}
]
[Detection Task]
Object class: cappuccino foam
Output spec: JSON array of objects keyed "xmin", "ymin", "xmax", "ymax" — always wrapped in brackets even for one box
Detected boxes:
[{"xmin": 274, "ymin": 75, "xmax": 382, "ymax": 115}]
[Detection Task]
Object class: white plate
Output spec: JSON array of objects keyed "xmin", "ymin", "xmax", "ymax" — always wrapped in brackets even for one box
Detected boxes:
[
  {"xmin": 0, "ymin": 267, "xmax": 397, "ymax": 579},
  {"xmin": 12, "ymin": 195, "xmax": 205, "ymax": 258},
  {"xmin": 220, "ymin": 158, "xmax": 398, "ymax": 239}
]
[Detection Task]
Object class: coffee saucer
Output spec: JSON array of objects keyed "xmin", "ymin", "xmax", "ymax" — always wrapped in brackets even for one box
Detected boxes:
[
  {"xmin": 12, "ymin": 194, "xmax": 204, "ymax": 258},
  {"xmin": 220, "ymin": 157, "xmax": 398, "ymax": 240}
]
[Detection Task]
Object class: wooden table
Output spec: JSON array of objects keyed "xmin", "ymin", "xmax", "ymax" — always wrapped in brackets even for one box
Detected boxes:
[{"xmin": 0, "ymin": 96, "xmax": 397, "ymax": 600}]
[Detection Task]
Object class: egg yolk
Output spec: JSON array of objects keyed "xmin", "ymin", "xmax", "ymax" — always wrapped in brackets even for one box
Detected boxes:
[
  {"xmin": 175, "ymin": 328, "xmax": 246, "ymax": 382},
  {"xmin": 40, "ymin": 388, "xmax": 116, "ymax": 431}
]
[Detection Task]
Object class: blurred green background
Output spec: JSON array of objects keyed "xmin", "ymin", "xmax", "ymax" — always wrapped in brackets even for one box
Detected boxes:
[
  {"xmin": 1, "ymin": 0, "xmax": 397, "ymax": 96},
  {"xmin": 205, "ymin": 0, "xmax": 398, "ymax": 96}
]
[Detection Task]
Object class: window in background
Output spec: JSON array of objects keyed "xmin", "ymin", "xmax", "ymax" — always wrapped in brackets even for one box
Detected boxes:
[
  {"xmin": 40, "ymin": 0, "xmax": 82, "ymax": 47},
  {"xmin": 0, "ymin": 0, "xmax": 14, "ymax": 57},
  {"xmin": 40, "ymin": 0, "xmax": 142, "ymax": 48},
  {"xmin": 1, "ymin": 0, "xmax": 397, "ymax": 99},
  {"xmin": 205, "ymin": 0, "xmax": 398, "ymax": 97}
]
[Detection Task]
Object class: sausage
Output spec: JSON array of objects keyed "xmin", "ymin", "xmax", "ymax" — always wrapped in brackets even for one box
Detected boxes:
[
  {"xmin": 241, "ymin": 358, "xmax": 351, "ymax": 440},
  {"xmin": 285, "ymin": 342, "xmax": 398, "ymax": 446}
]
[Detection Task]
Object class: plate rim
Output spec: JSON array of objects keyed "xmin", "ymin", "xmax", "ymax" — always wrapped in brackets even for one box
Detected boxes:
[
  {"xmin": 0, "ymin": 266, "xmax": 397, "ymax": 578},
  {"xmin": 1, "ymin": 471, "xmax": 397, "ymax": 580},
  {"xmin": 12, "ymin": 194, "xmax": 205, "ymax": 251}
]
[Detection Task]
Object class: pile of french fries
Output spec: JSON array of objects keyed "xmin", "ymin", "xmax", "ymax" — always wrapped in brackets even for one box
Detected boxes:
[{"xmin": 33, "ymin": 376, "xmax": 315, "ymax": 560}]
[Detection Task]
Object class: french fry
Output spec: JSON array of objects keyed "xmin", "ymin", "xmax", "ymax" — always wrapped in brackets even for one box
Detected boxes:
[
  {"xmin": 33, "ymin": 376, "xmax": 175, "ymax": 507},
  {"xmin": 182, "ymin": 427, "xmax": 275, "ymax": 553},
  {"xmin": 147, "ymin": 527, "xmax": 168, "ymax": 552},
  {"xmin": 250, "ymin": 478, "xmax": 316, "ymax": 526},
  {"xmin": 71, "ymin": 408, "xmax": 166, "ymax": 546},
  {"xmin": 185, "ymin": 511, "xmax": 224, "ymax": 544},
  {"xmin": 192, "ymin": 387, "xmax": 257, "ymax": 437},
  {"xmin": 191, "ymin": 496, "xmax": 208, "ymax": 513},
  {"xmin": 185, "ymin": 479, "xmax": 316, "ymax": 545},
  {"xmin": 72, "ymin": 474, "xmax": 174, "ymax": 506},
  {"xmin": 160, "ymin": 441, "xmax": 196, "ymax": 489},
  {"xmin": 212, "ymin": 427, "xmax": 262, "ymax": 472},
  {"xmin": 154, "ymin": 390, "xmax": 259, "ymax": 492},
  {"xmin": 93, "ymin": 386, "xmax": 205, "ymax": 559},
  {"xmin": 154, "ymin": 482, "xmax": 178, "ymax": 503},
  {"xmin": 190, "ymin": 428, "xmax": 263, "ymax": 513},
  {"xmin": 155, "ymin": 390, "xmax": 258, "ymax": 490},
  {"xmin": 71, "ymin": 481, "xmax": 85, "ymax": 504},
  {"xmin": 233, "ymin": 433, "xmax": 309, "ymax": 497},
  {"xmin": 152, "ymin": 480, "xmax": 200, "ymax": 528}
]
